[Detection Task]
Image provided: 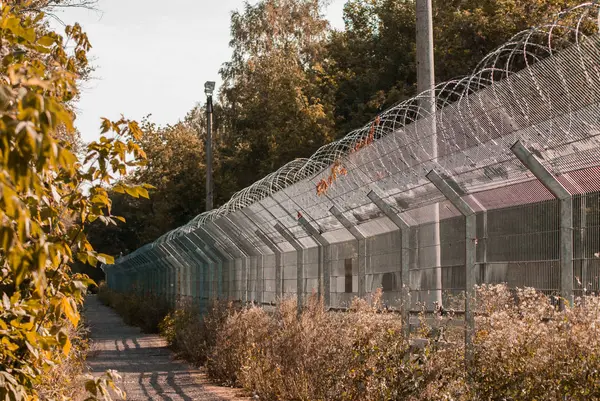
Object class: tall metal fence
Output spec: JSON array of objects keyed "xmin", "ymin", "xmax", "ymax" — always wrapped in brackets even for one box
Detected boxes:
[{"xmin": 104, "ymin": 3, "xmax": 600, "ymax": 333}]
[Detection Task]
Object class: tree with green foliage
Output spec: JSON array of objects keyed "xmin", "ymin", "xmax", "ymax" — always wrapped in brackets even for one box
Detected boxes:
[
  {"xmin": 87, "ymin": 115, "xmax": 207, "ymax": 258},
  {"xmin": 219, "ymin": 0, "xmax": 335, "ymax": 188},
  {"xmin": 327, "ymin": 0, "xmax": 583, "ymax": 136},
  {"xmin": 0, "ymin": 1, "xmax": 149, "ymax": 399}
]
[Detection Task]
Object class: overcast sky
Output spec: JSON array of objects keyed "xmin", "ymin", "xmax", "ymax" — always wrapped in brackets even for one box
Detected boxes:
[{"xmin": 50, "ymin": 0, "xmax": 346, "ymax": 142}]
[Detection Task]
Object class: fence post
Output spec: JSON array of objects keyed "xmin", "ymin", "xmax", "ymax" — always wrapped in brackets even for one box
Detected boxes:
[
  {"xmin": 298, "ymin": 215, "xmax": 331, "ymax": 309},
  {"xmin": 330, "ymin": 205, "xmax": 367, "ymax": 298},
  {"xmin": 219, "ymin": 217, "xmax": 266, "ymax": 305},
  {"xmin": 173, "ymin": 238, "xmax": 199, "ymax": 302},
  {"xmin": 275, "ymin": 223, "xmax": 304, "ymax": 316},
  {"xmin": 206, "ymin": 223, "xmax": 250, "ymax": 303},
  {"xmin": 426, "ymin": 169, "xmax": 476, "ymax": 362},
  {"xmin": 176, "ymin": 237, "xmax": 211, "ymax": 307},
  {"xmin": 192, "ymin": 229, "xmax": 230, "ymax": 300},
  {"xmin": 256, "ymin": 229, "xmax": 283, "ymax": 304},
  {"xmin": 164, "ymin": 242, "xmax": 193, "ymax": 303},
  {"xmin": 511, "ymin": 141, "xmax": 573, "ymax": 306},
  {"xmin": 367, "ymin": 190, "xmax": 412, "ymax": 338}
]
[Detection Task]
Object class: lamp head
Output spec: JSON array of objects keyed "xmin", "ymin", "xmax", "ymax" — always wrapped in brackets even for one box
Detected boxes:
[{"xmin": 204, "ymin": 81, "xmax": 216, "ymax": 97}]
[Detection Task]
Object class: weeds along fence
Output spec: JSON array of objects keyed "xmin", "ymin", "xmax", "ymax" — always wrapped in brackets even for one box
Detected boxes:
[{"xmin": 104, "ymin": 3, "xmax": 600, "ymax": 340}]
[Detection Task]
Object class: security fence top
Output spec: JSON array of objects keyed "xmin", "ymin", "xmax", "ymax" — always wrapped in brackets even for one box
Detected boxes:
[
  {"xmin": 193, "ymin": 226, "xmax": 235, "ymax": 261},
  {"xmin": 367, "ymin": 190, "xmax": 413, "ymax": 230},
  {"xmin": 274, "ymin": 223, "xmax": 304, "ymax": 251},
  {"xmin": 187, "ymin": 229, "xmax": 233, "ymax": 262},
  {"xmin": 111, "ymin": 3, "xmax": 600, "ymax": 268}
]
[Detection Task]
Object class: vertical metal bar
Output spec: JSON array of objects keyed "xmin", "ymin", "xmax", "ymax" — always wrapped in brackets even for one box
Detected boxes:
[
  {"xmin": 416, "ymin": 0, "xmax": 442, "ymax": 308},
  {"xmin": 580, "ymin": 195, "xmax": 588, "ymax": 294},
  {"xmin": 205, "ymin": 93, "xmax": 213, "ymax": 211},
  {"xmin": 256, "ymin": 229, "xmax": 283, "ymax": 302},
  {"xmin": 426, "ymin": 169, "xmax": 476, "ymax": 362},
  {"xmin": 193, "ymin": 228, "xmax": 233, "ymax": 300},
  {"xmin": 480, "ymin": 211, "xmax": 488, "ymax": 284},
  {"xmin": 329, "ymin": 205, "xmax": 367, "ymax": 298},
  {"xmin": 275, "ymin": 223, "xmax": 304, "ymax": 316},
  {"xmin": 367, "ymin": 190, "xmax": 412, "ymax": 337},
  {"xmin": 298, "ymin": 215, "xmax": 331, "ymax": 308},
  {"xmin": 511, "ymin": 141, "xmax": 573, "ymax": 306}
]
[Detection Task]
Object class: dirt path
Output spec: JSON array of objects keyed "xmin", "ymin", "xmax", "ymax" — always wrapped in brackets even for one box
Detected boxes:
[{"xmin": 83, "ymin": 296, "xmax": 247, "ymax": 401}]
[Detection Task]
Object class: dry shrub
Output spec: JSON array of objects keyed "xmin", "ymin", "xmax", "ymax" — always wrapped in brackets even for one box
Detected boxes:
[
  {"xmin": 111, "ymin": 283, "xmax": 600, "ymax": 400},
  {"xmin": 469, "ymin": 285, "xmax": 600, "ymax": 401},
  {"xmin": 207, "ymin": 303, "xmax": 273, "ymax": 386},
  {"xmin": 159, "ymin": 299, "xmax": 234, "ymax": 366},
  {"xmin": 207, "ymin": 290, "xmax": 419, "ymax": 401},
  {"xmin": 417, "ymin": 285, "xmax": 600, "ymax": 401}
]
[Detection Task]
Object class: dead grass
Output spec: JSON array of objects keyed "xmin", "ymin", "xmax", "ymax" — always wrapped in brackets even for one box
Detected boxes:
[{"xmin": 120, "ymin": 285, "xmax": 600, "ymax": 400}]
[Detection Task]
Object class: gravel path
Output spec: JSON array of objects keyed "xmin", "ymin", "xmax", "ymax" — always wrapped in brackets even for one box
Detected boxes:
[{"xmin": 83, "ymin": 296, "xmax": 247, "ymax": 401}]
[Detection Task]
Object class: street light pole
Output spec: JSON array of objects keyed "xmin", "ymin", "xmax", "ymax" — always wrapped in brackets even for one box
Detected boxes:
[
  {"xmin": 204, "ymin": 81, "xmax": 216, "ymax": 211},
  {"xmin": 416, "ymin": 0, "xmax": 442, "ymax": 308}
]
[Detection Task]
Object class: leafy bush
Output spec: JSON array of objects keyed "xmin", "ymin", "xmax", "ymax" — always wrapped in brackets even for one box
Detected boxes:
[{"xmin": 0, "ymin": 2, "xmax": 148, "ymax": 399}]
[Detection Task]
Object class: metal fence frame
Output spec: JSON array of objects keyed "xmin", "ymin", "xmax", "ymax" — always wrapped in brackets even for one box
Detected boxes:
[{"xmin": 103, "ymin": 3, "xmax": 600, "ymax": 355}]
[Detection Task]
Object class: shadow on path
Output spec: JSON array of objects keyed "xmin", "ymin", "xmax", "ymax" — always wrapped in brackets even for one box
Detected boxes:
[{"xmin": 84, "ymin": 295, "xmax": 246, "ymax": 401}]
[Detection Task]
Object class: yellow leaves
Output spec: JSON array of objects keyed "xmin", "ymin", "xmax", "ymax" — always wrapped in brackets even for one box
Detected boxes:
[
  {"xmin": 100, "ymin": 118, "xmax": 112, "ymax": 134},
  {"xmin": 2, "ymin": 337, "xmax": 19, "ymax": 352},
  {"xmin": 2, "ymin": 15, "xmax": 35, "ymax": 42},
  {"xmin": 38, "ymin": 35, "xmax": 56, "ymax": 47},
  {"xmin": 124, "ymin": 185, "xmax": 150, "ymax": 199},
  {"xmin": 60, "ymin": 297, "xmax": 79, "ymax": 328},
  {"xmin": 113, "ymin": 183, "xmax": 126, "ymax": 194},
  {"xmin": 0, "ymin": 5, "xmax": 149, "ymax": 399},
  {"xmin": 96, "ymin": 253, "xmax": 115, "ymax": 265},
  {"xmin": 137, "ymin": 187, "xmax": 150, "ymax": 199},
  {"xmin": 128, "ymin": 120, "xmax": 144, "ymax": 140},
  {"xmin": 1, "ymin": 184, "xmax": 18, "ymax": 218},
  {"xmin": 57, "ymin": 329, "xmax": 72, "ymax": 356}
]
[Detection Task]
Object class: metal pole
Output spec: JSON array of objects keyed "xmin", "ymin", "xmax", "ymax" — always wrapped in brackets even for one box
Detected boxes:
[
  {"xmin": 329, "ymin": 205, "xmax": 367, "ymax": 298},
  {"xmin": 275, "ymin": 223, "xmax": 304, "ymax": 316},
  {"xmin": 298, "ymin": 215, "xmax": 331, "ymax": 308},
  {"xmin": 416, "ymin": 0, "xmax": 435, "ymax": 98},
  {"xmin": 205, "ymin": 95, "xmax": 214, "ymax": 211},
  {"xmin": 511, "ymin": 141, "xmax": 573, "ymax": 307},
  {"xmin": 426, "ymin": 169, "xmax": 476, "ymax": 363},
  {"xmin": 368, "ymin": 190, "xmax": 412, "ymax": 338},
  {"xmin": 416, "ymin": 0, "xmax": 441, "ymax": 308}
]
